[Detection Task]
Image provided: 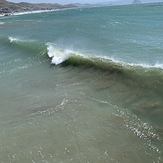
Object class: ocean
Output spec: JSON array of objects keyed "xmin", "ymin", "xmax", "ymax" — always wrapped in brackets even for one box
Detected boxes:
[{"xmin": 0, "ymin": 3, "xmax": 163, "ymax": 163}]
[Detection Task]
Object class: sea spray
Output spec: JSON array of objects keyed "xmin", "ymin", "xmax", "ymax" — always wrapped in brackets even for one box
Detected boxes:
[
  {"xmin": 47, "ymin": 43, "xmax": 77, "ymax": 65},
  {"xmin": 8, "ymin": 36, "xmax": 20, "ymax": 43}
]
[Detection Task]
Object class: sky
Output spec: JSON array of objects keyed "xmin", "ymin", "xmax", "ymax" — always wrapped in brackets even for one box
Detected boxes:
[{"xmin": 8, "ymin": 0, "xmax": 163, "ymax": 5}]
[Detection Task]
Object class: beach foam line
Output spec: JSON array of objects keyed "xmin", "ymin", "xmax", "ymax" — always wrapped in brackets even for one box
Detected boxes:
[
  {"xmin": 0, "ymin": 6, "xmax": 76, "ymax": 18},
  {"xmin": 0, "ymin": 10, "xmax": 56, "ymax": 17},
  {"xmin": 12, "ymin": 10, "xmax": 54, "ymax": 16},
  {"xmin": 11, "ymin": 8, "xmax": 72, "ymax": 17}
]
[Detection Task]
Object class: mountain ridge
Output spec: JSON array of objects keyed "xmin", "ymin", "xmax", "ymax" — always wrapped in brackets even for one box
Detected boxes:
[{"xmin": 0, "ymin": 0, "xmax": 77, "ymax": 15}]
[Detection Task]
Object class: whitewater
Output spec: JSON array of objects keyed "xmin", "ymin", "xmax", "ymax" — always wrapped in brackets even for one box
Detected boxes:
[{"xmin": 0, "ymin": 3, "xmax": 163, "ymax": 163}]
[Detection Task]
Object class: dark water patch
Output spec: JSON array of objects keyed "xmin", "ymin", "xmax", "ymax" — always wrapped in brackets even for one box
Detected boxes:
[
  {"xmin": 94, "ymin": 74, "xmax": 117, "ymax": 90},
  {"xmin": 62, "ymin": 55, "xmax": 123, "ymax": 74},
  {"xmin": 61, "ymin": 54, "xmax": 163, "ymax": 93},
  {"xmin": 60, "ymin": 58, "xmax": 163, "ymax": 129}
]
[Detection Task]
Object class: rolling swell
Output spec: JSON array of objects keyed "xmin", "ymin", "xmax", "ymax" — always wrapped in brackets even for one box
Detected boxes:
[
  {"xmin": 1, "ymin": 36, "xmax": 163, "ymax": 92},
  {"xmin": 47, "ymin": 44, "xmax": 163, "ymax": 92},
  {"xmin": 0, "ymin": 36, "xmax": 47, "ymax": 56},
  {"xmin": 0, "ymin": 37, "xmax": 11, "ymax": 51},
  {"xmin": 8, "ymin": 37, "xmax": 47, "ymax": 55},
  {"xmin": 68, "ymin": 56, "xmax": 163, "ymax": 91},
  {"xmin": 0, "ymin": 36, "xmax": 49, "ymax": 75},
  {"xmin": 58, "ymin": 49, "xmax": 163, "ymax": 129}
]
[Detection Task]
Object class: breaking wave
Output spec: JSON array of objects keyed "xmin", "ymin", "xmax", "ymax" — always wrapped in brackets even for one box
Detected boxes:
[
  {"xmin": 1, "ymin": 36, "xmax": 163, "ymax": 91},
  {"xmin": 46, "ymin": 43, "xmax": 163, "ymax": 70},
  {"xmin": 3, "ymin": 36, "xmax": 163, "ymax": 70},
  {"xmin": 46, "ymin": 43, "xmax": 163, "ymax": 91}
]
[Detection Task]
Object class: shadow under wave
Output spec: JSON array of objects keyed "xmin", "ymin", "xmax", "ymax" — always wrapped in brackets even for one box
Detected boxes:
[{"xmin": 60, "ymin": 54, "xmax": 163, "ymax": 92}]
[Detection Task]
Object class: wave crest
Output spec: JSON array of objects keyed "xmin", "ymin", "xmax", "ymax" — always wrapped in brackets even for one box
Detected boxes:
[
  {"xmin": 46, "ymin": 44, "xmax": 163, "ymax": 71},
  {"xmin": 8, "ymin": 37, "xmax": 21, "ymax": 43},
  {"xmin": 47, "ymin": 43, "xmax": 78, "ymax": 65}
]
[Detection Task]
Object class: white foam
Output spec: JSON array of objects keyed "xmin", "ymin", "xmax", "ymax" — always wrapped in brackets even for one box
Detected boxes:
[
  {"xmin": 8, "ymin": 36, "xmax": 21, "ymax": 43},
  {"xmin": 8, "ymin": 36, "xmax": 36, "ymax": 44},
  {"xmin": 46, "ymin": 43, "xmax": 90, "ymax": 65},
  {"xmin": 0, "ymin": 22, "xmax": 5, "ymax": 25},
  {"xmin": 47, "ymin": 44, "xmax": 73, "ymax": 65}
]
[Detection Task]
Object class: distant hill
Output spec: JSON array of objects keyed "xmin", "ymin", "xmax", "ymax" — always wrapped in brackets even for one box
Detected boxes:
[
  {"xmin": 0, "ymin": 0, "xmax": 77, "ymax": 15},
  {"xmin": 132, "ymin": 0, "xmax": 141, "ymax": 4}
]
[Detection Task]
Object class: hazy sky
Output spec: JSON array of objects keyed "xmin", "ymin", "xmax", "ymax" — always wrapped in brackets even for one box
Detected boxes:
[{"xmin": 8, "ymin": 0, "xmax": 163, "ymax": 5}]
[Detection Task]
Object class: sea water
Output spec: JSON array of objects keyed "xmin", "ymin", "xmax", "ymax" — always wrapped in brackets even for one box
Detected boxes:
[{"xmin": 0, "ymin": 3, "xmax": 163, "ymax": 163}]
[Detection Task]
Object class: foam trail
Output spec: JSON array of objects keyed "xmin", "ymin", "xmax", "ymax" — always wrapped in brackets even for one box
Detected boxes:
[
  {"xmin": 101, "ymin": 56, "xmax": 163, "ymax": 70},
  {"xmin": 8, "ymin": 36, "xmax": 37, "ymax": 44},
  {"xmin": 130, "ymin": 63, "xmax": 163, "ymax": 69}
]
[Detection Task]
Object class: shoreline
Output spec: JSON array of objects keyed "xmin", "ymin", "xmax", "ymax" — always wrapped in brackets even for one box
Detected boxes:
[
  {"xmin": 0, "ymin": 7, "xmax": 77, "ymax": 17},
  {"xmin": 0, "ymin": 0, "xmax": 77, "ymax": 17}
]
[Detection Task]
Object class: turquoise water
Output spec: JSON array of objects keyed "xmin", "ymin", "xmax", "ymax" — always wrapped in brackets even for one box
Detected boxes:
[{"xmin": 0, "ymin": 3, "xmax": 163, "ymax": 163}]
